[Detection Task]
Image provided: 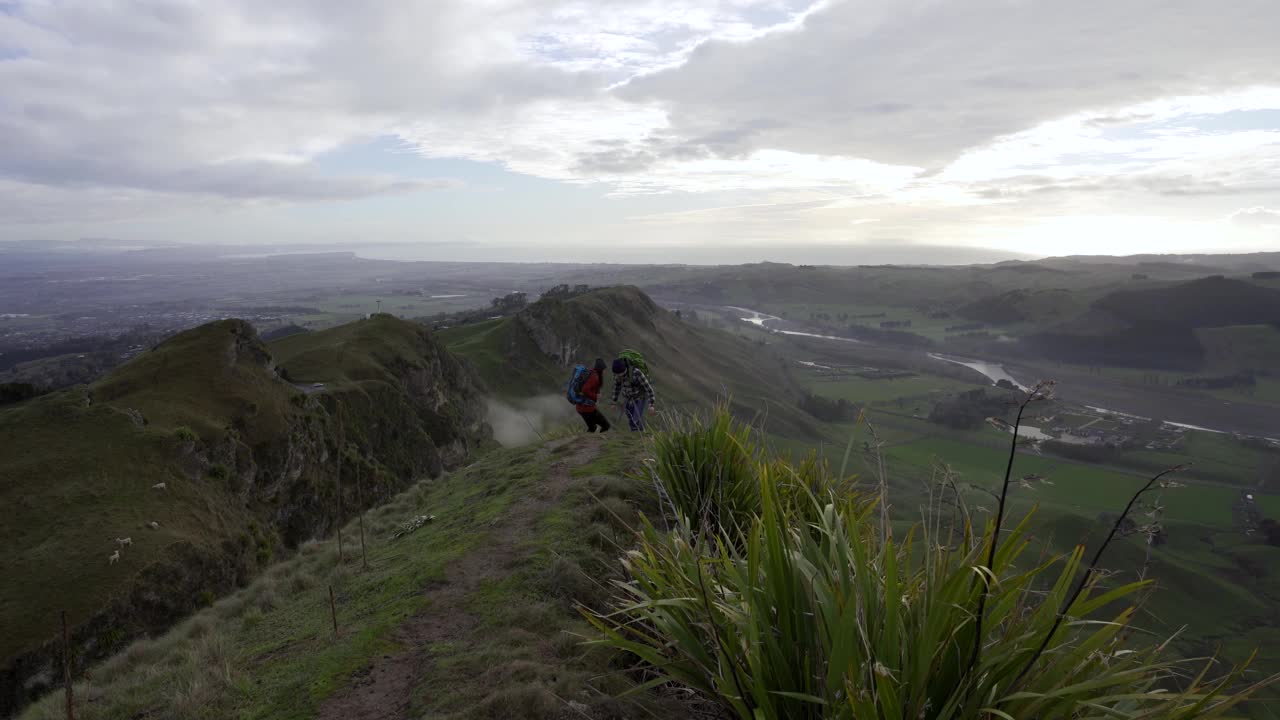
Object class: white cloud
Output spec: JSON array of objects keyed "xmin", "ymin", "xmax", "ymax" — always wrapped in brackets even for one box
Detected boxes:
[
  {"xmin": 1, "ymin": 0, "xmax": 1279, "ymax": 259},
  {"xmin": 0, "ymin": 0, "xmax": 594, "ymax": 209},
  {"xmin": 620, "ymin": 0, "xmax": 1280, "ymax": 168},
  {"xmin": 1229, "ymin": 207, "xmax": 1280, "ymax": 228}
]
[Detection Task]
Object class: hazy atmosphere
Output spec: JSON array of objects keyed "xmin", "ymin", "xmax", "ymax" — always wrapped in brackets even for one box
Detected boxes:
[{"xmin": 3, "ymin": 0, "xmax": 1279, "ymax": 262}]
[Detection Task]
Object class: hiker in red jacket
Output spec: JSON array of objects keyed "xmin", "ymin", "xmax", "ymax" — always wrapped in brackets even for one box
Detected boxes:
[{"xmin": 577, "ymin": 358, "xmax": 611, "ymax": 433}]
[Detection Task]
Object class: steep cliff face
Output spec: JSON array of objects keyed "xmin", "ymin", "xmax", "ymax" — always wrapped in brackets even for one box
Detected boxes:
[
  {"xmin": 0, "ymin": 317, "xmax": 488, "ymax": 716},
  {"xmin": 268, "ymin": 315, "xmax": 489, "ymax": 543}
]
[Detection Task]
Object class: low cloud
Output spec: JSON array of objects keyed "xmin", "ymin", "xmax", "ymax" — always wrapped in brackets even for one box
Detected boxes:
[
  {"xmin": 1229, "ymin": 207, "xmax": 1280, "ymax": 228},
  {"xmin": 485, "ymin": 395, "xmax": 579, "ymax": 447}
]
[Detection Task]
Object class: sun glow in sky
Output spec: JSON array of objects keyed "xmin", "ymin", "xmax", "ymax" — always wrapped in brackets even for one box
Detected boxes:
[{"xmin": 1, "ymin": 0, "xmax": 1278, "ymax": 263}]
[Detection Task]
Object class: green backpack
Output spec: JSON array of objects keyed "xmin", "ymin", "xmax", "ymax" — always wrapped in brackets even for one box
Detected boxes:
[{"xmin": 618, "ymin": 349, "xmax": 649, "ymax": 376}]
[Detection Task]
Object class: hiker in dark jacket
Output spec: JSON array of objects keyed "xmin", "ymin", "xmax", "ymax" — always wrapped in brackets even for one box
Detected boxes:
[
  {"xmin": 611, "ymin": 356, "xmax": 656, "ymax": 431},
  {"xmin": 577, "ymin": 358, "xmax": 611, "ymax": 433}
]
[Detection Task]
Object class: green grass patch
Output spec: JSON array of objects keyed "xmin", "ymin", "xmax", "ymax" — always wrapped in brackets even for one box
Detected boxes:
[
  {"xmin": 21, "ymin": 445, "xmax": 547, "ymax": 718},
  {"xmin": 803, "ymin": 372, "xmax": 981, "ymax": 408},
  {"xmin": 20, "ymin": 438, "xmax": 678, "ymax": 720}
]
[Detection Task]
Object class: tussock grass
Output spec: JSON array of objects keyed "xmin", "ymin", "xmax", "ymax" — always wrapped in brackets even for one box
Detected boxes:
[
  {"xmin": 589, "ymin": 407, "xmax": 1279, "ymax": 719},
  {"xmin": 23, "ymin": 628, "xmax": 238, "ymax": 720}
]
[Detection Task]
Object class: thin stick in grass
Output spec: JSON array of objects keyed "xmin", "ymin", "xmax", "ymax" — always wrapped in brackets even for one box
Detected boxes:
[
  {"xmin": 522, "ymin": 411, "xmax": 547, "ymax": 443},
  {"xmin": 62, "ymin": 610, "xmax": 74, "ymax": 720},
  {"xmin": 329, "ymin": 584, "xmax": 339, "ymax": 638},
  {"xmin": 356, "ymin": 451, "xmax": 368, "ymax": 570},
  {"xmin": 1007, "ymin": 463, "xmax": 1187, "ymax": 692},
  {"xmin": 863, "ymin": 413, "xmax": 890, "ymax": 543},
  {"xmin": 836, "ymin": 408, "xmax": 865, "ymax": 487},
  {"xmin": 965, "ymin": 380, "xmax": 1053, "ymax": 680},
  {"xmin": 335, "ymin": 410, "xmax": 345, "ymax": 565}
]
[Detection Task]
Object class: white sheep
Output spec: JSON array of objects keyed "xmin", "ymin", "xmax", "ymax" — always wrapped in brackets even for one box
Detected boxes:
[
  {"xmin": 115, "ymin": 537, "xmax": 132, "ymax": 547},
  {"xmin": 151, "ymin": 482, "xmax": 167, "ymax": 490},
  {"xmin": 148, "ymin": 521, "xmax": 160, "ymax": 530},
  {"xmin": 108, "ymin": 550, "xmax": 120, "ymax": 565}
]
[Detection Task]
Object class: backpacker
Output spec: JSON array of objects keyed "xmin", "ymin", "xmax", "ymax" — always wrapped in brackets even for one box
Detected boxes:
[
  {"xmin": 566, "ymin": 364, "xmax": 591, "ymax": 405},
  {"xmin": 618, "ymin": 349, "xmax": 649, "ymax": 376}
]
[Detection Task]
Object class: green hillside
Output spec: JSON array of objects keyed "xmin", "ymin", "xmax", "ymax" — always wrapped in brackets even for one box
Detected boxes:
[
  {"xmin": 18, "ymin": 435, "xmax": 690, "ymax": 720},
  {"xmin": 1198, "ymin": 324, "xmax": 1280, "ymax": 374},
  {"xmin": 1, "ymin": 317, "xmax": 488, "ymax": 716},
  {"xmin": 439, "ymin": 286, "xmax": 823, "ymax": 438},
  {"xmin": 17, "ymin": 418, "xmax": 1280, "ymax": 719},
  {"xmin": 1023, "ymin": 278, "xmax": 1280, "ymax": 370}
]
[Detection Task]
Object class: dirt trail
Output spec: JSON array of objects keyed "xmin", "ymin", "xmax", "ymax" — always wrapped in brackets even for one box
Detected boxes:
[{"xmin": 316, "ymin": 436, "xmax": 602, "ymax": 720}]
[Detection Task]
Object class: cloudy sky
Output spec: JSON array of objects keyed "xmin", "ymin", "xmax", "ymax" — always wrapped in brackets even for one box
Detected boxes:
[{"xmin": 2, "ymin": 0, "xmax": 1278, "ymax": 264}]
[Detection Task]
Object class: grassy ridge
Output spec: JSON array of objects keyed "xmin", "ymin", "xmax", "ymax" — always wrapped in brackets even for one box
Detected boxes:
[
  {"xmin": 93, "ymin": 320, "xmax": 293, "ymax": 443},
  {"xmin": 21, "ymin": 435, "xmax": 674, "ymax": 720},
  {"xmin": 439, "ymin": 286, "xmax": 823, "ymax": 438},
  {"xmin": 2, "ymin": 315, "xmax": 489, "ymax": 716}
]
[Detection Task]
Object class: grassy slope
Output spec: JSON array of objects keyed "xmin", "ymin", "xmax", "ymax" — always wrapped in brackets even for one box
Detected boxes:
[
  {"xmin": 3, "ymin": 315, "xmax": 488, "ymax": 709},
  {"xmin": 439, "ymin": 286, "xmax": 824, "ymax": 439},
  {"xmin": 21, "ymin": 435, "xmax": 680, "ymax": 720},
  {"xmin": 435, "ymin": 318, "xmax": 554, "ymax": 401},
  {"xmin": 804, "ymin": 373, "xmax": 982, "ymax": 408},
  {"xmin": 270, "ymin": 314, "xmax": 445, "ymax": 386},
  {"xmin": 1198, "ymin": 324, "xmax": 1280, "ymax": 372},
  {"xmin": 0, "ymin": 320, "xmax": 286, "ymax": 663},
  {"xmin": 92, "ymin": 320, "xmax": 294, "ymax": 444}
]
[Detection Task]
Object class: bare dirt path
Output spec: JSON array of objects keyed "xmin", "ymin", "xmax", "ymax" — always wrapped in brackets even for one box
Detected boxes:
[{"xmin": 316, "ymin": 436, "xmax": 602, "ymax": 720}]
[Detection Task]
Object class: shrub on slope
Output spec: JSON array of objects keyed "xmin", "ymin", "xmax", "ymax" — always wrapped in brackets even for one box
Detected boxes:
[{"xmin": 590, "ymin": 408, "xmax": 1276, "ymax": 719}]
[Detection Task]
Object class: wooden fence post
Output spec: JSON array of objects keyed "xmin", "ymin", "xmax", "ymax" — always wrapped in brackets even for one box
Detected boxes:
[
  {"xmin": 329, "ymin": 585, "xmax": 339, "ymax": 638},
  {"xmin": 356, "ymin": 455, "xmax": 368, "ymax": 570},
  {"xmin": 61, "ymin": 610, "xmax": 74, "ymax": 720},
  {"xmin": 335, "ymin": 408, "xmax": 345, "ymax": 565}
]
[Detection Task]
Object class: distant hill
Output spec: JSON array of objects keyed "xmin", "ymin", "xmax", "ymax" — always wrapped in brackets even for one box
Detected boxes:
[
  {"xmin": 0, "ymin": 316, "xmax": 487, "ymax": 715},
  {"xmin": 1093, "ymin": 276, "xmax": 1280, "ymax": 328},
  {"xmin": 0, "ymin": 350, "xmax": 119, "ymax": 391},
  {"xmin": 1039, "ymin": 251, "xmax": 1280, "ymax": 273},
  {"xmin": 577, "ymin": 260, "xmax": 1213, "ymax": 314},
  {"xmin": 439, "ymin": 286, "xmax": 822, "ymax": 437},
  {"xmin": 259, "ymin": 323, "xmax": 310, "ymax": 341},
  {"xmin": 956, "ymin": 287, "xmax": 1082, "ymax": 324},
  {"xmin": 1024, "ymin": 277, "xmax": 1280, "ymax": 370}
]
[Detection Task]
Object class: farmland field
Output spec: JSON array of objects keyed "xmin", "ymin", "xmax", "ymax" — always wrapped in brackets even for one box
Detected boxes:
[
  {"xmin": 803, "ymin": 372, "xmax": 983, "ymax": 406},
  {"xmin": 287, "ymin": 292, "xmax": 485, "ymax": 328}
]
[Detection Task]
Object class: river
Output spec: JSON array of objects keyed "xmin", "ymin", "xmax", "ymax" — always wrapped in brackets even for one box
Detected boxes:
[
  {"xmin": 726, "ymin": 306, "xmax": 865, "ymax": 343},
  {"xmin": 926, "ymin": 352, "xmax": 1028, "ymax": 391},
  {"xmin": 725, "ymin": 305, "xmax": 1279, "ymax": 442}
]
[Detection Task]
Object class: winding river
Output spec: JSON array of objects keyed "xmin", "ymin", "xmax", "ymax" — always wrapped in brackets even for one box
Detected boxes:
[
  {"xmin": 725, "ymin": 306, "xmax": 1279, "ymax": 443},
  {"xmin": 926, "ymin": 353, "xmax": 1027, "ymax": 391}
]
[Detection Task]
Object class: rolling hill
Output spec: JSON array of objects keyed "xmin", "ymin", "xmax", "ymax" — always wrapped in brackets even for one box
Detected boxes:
[
  {"xmin": 0, "ymin": 316, "xmax": 488, "ymax": 716},
  {"xmin": 1025, "ymin": 277, "xmax": 1280, "ymax": 370},
  {"xmin": 438, "ymin": 286, "xmax": 822, "ymax": 438}
]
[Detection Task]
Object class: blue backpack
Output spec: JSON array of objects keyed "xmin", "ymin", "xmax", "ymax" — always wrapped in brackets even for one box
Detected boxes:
[{"xmin": 566, "ymin": 364, "xmax": 591, "ymax": 405}]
